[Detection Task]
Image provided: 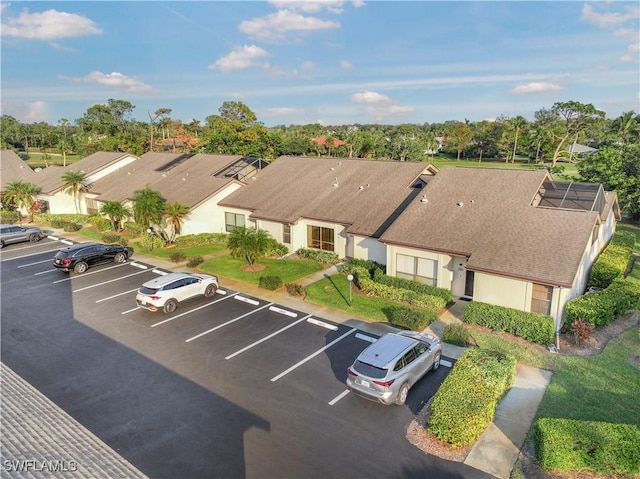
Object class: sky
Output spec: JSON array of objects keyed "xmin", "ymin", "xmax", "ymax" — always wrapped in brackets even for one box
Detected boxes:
[{"xmin": 1, "ymin": 1, "xmax": 639, "ymax": 127}]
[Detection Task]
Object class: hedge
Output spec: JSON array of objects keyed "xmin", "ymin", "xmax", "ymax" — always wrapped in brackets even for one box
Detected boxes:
[
  {"xmin": 565, "ymin": 277, "xmax": 640, "ymax": 327},
  {"xmin": 0, "ymin": 210, "xmax": 19, "ymax": 224},
  {"xmin": 428, "ymin": 348, "xmax": 516, "ymax": 447},
  {"xmin": 372, "ymin": 267, "xmax": 453, "ymax": 303},
  {"xmin": 462, "ymin": 301, "xmax": 554, "ymax": 346},
  {"xmin": 534, "ymin": 418, "xmax": 640, "ymax": 475},
  {"xmin": 33, "ymin": 213, "xmax": 91, "ymax": 226},
  {"xmin": 296, "ymin": 248, "xmax": 340, "ymax": 264},
  {"xmin": 588, "ymin": 231, "xmax": 635, "ymax": 289},
  {"xmin": 175, "ymin": 232, "xmax": 227, "ymax": 247},
  {"xmin": 352, "ymin": 266, "xmax": 446, "ymax": 311},
  {"xmin": 388, "ymin": 306, "xmax": 437, "ymax": 330},
  {"xmin": 345, "ymin": 258, "xmax": 386, "ymax": 274},
  {"xmin": 259, "ymin": 276, "xmax": 283, "ymax": 290}
]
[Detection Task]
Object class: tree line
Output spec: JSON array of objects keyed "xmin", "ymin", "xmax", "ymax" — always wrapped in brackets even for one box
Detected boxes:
[{"xmin": 1, "ymin": 99, "xmax": 638, "ymax": 219}]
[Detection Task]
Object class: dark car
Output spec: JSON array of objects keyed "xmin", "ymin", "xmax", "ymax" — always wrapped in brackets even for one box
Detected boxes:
[
  {"xmin": 0, "ymin": 224, "xmax": 45, "ymax": 248},
  {"xmin": 53, "ymin": 242, "xmax": 129, "ymax": 273}
]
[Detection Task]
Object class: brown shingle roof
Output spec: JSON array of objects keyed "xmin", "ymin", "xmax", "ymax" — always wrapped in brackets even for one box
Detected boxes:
[
  {"xmin": 380, "ymin": 167, "xmax": 599, "ymax": 287},
  {"xmin": 0, "ymin": 150, "xmax": 38, "ymax": 189},
  {"xmin": 219, "ymin": 156, "xmax": 434, "ymax": 237},
  {"xmin": 90, "ymin": 152, "xmax": 246, "ymax": 207}
]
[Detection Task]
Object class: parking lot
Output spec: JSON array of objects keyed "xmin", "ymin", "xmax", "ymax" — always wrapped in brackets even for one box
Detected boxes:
[{"xmin": 1, "ymin": 236, "xmax": 493, "ymax": 479}]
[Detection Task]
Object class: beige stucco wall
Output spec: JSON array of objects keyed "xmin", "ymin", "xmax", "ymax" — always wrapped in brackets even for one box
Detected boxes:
[
  {"xmin": 181, "ymin": 184, "xmax": 244, "ymax": 236},
  {"xmin": 44, "ymin": 192, "xmax": 83, "ymax": 214},
  {"xmin": 351, "ymin": 235, "xmax": 386, "ymax": 264}
]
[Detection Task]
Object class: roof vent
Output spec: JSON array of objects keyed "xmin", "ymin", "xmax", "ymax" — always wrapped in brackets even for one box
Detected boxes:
[
  {"xmin": 330, "ymin": 167, "xmax": 335, "ymax": 171},
  {"xmin": 420, "ymin": 195, "xmax": 428, "ymax": 204},
  {"xmin": 182, "ymin": 177, "xmax": 186, "ymax": 181},
  {"xmin": 457, "ymin": 202, "xmax": 464, "ymax": 207},
  {"xmin": 359, "ymin": 186, "xmax": 364, "ymax": 190},
  {"xmin": 332, "ymin": 177, "xmax": 339, "ymax": 188},
  {"xmin": 470, "ymin": 199, "xmax": 475, "ymax": 204}
]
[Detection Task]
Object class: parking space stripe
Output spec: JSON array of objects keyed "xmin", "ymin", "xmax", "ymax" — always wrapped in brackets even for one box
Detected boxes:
[
  {"xmin": 270, "ymin": 328, "xmax": 356, "ymax": 382},
  {"xmin": 73, "ymin": 269, "xmax": 152, "ymax": 292},
  {"xmin": 3, "ymin": 247, "xmax": 62, "ymax": 262},
  {"xmin": 185, "ymin": 302, "xmax": 273, "ymax": 342},
  {"xmin": 225, "ymin": 314, "xmax": 312, "ymax": 360},
  {"xmin": 96, "ymin": 288, "xmax": 139, "ymax": 303},
  {"xmin": 52, "ymin": 263, "xmax": 129, "ymax": 283},
  {"xmin": 34, "ymin": 269, "xmax": 59, "ymax": 276},
  {"xmin": 148, "ymin": 292, "xmax": 238, "ymax": 324},
  {"xmin": 328, "ymin": 390, "xmax": 350, "ymax": 406},
  {"xmin": 18, "ymin": 258, "xmax": 52, "ymax": 268}
]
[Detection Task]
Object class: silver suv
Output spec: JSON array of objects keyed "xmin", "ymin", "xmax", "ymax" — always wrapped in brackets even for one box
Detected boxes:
[
  {"xmin": 0, "ymin": 224, "xmax": 45, "ymax": 248},
  {"xmin": 346, "ymin": 330, "xmax": 442, "ymax": 406}
]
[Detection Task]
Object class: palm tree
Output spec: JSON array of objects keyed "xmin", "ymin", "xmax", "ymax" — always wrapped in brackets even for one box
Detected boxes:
[
  {"xmin": 163, "ymin": 201, "xmax": 190, "ymax": 243},
  {"xmin": 227, "ymin": 226, "xmax": 271, "ymax": 265},
  {"xmin": 61, "ymin": 171, "xmax": 88, "ymax": 213},
  {"xmin": 2, "ymin": 180, "xmax": 39, "ymax": 222},
  {"xmin": 510, "ymin": 116, "xmax": 527, "ymax": 163},
  {"xmin": 99, "ymin": 201, "xmax": 133, "ymax": 232},
  {"xmin": 132, "ymin": 187, "xmax": 165, "ymax": 230},
  {"xmin": 611, "ymin": 111, "xmax": 639, "ymax": 145}
]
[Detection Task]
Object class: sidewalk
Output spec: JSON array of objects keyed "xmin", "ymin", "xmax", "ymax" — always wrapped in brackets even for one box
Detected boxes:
[{"xmin": 44, "ymin": 229, "xmax": 552, "ymax": 478}]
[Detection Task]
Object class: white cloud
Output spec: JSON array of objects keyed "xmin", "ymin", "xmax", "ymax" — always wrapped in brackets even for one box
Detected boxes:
[
  {"xmin": 581, "ymin": 4, "xmax": 639, "ymax": 29},
  {"xmin": 64, "ymin": 71, "xmax": 153, "ymax": 92},
  {"xmin": 510, "ymin": 82, "xmax": 563, "ymax": 94},
  {"xmin": 351, "ymin": 0, "xmax": 366, "ymax": 8},
  {"xmin": 268, "ymin": 1, "xmax": 346, "ymax": 14},
  {"xmin": 1, "ymin": 7, "xmax": 102, "ymax": 40},
  {"xmin": 351, "ymin": 91, "xmax": 391, "ymax": 103},
  {"xmin": 262, "ymin": 106, "xmax": 305, "ymax": 117},
  {"xmin": 239, "ymin": 9, "xmax": 339, "ymax": 43},
  {"xmin": 350, "ymin": 90, "xmax": 413, "ymax": 121},
  {"xmin": 209, "ymin": 45, "xmax": 271, "ymax": 73},
  {"xmin": 340, "ymin": 60, "xmax": 354, "ymax": 69},
  {"xmin": 300, "ymin": 61, "xmax": 316, "ymax": 70}
]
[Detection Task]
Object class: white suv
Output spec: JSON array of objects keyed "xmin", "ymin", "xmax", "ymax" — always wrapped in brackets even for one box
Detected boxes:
[{"xmin": 136, "ymin": 272, "xmax": 220, "ymax": 314}]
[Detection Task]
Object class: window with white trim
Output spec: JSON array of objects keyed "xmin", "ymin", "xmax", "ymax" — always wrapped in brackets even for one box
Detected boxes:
[
  {"xmin": 307, "ymin": 225, "xmax": 334, "ymax": 252},
  {"xmin": 225, "ymin": 212, "xmax": 245, "ymax": 232},
  {"xmin": 396, "ymin": 254, "xmax": 438, "ymax": 286},
  {"xmin": 531, "ymin": 283, "xmax": 553, "ymax": 315},
  {"xmin": 283, "ymin": 224, "xmax": 291, "ymax": 244}
]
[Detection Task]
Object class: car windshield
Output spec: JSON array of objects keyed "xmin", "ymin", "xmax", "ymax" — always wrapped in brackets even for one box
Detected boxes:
[
  {"xmin": 139, "ymin": 286, "xmax": 159, "ymax": 295},
  {"xmin": 353, "ymin": 360, "xmax": 387, "ymax": 379},
  {"xmin": 55, "ymin": 251, "xmax": 70, "ymax": 259}
]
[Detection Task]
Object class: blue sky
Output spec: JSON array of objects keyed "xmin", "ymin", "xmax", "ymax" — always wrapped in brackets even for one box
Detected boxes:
[{"xmin": 1, "ymin": 1, "xmax": 638, "ymax": 127}]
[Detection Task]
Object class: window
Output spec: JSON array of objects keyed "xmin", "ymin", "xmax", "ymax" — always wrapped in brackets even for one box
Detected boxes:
[
  {"xmin": 307, "ymin": 225, "xmax": 334, "ymax": 252},
  {"xmin": 225, "ymin": 212, "xmax": 245, "ymax": 232},
  {"xmin": 283, "ymin": 224, "xmax": 291, "ymax": 244},
  {"xmin": 86, "ymin": 198, "xmax": 100, "ymax": 214},
  {"xmin": 396, "ymin": 254, "xmax": 438, "ymax": 286},
  {"xmin": 531, "ymin": 283, "xmax": 553, "ymax": 315}
]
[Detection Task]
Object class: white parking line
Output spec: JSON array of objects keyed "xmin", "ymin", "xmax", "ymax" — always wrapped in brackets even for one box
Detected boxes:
[
  {"xmin": 129, "ymin": 262, "xmax": 149, "ymax": 270},
  {"xmin": 270, "ymin": 328, "xmax": 356, "ymax": 382},
  {"xmin": 34, "ymin": 269, "xmax": 59, "ymax": 276},
  {"xmin": 3, "ymin": 246, "xmax": 62, "ymax": 262},
  {"xmin": 225, "ymin": 314, "xmax": 312, "ymax": 360},
  {"xmin": 73, "ymin": 269, "xmax": 152, "ymax": 292},
  {"xmin": 17, "ymin": 258, "xmax": 53, "ymax": 268},
  {"xmin": 52, "ymin": 263, "xmax": 129, "ymax": 283},
  {"xmin": 185, "ymin": 302, "xmax": 273, "ymax": 342},
  {"xmin": 146, "ymin": 292, "xmax": 238, "ymax": 323},
  {"xmin": 355, "ymin": 333, "xmax": 377, "ymax": 343},
  {"xmin": 328, "ymin": 390, "xmax": 350, "ymax": 406},
  {"xmin": 96, "ymin": 288, "xmax": 139, "ymax": 303}
]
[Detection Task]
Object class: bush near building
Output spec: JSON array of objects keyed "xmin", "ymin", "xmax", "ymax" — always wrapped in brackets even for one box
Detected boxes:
[
  {"xmin": 588, "ymin": 230, "xmax": 635, "ymax": 288},
  {"xmin": 565, "ymin": 277, "xmax": 640, "ymax": 327}
]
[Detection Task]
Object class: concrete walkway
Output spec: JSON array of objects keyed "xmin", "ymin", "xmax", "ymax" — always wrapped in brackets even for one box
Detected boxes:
[{"xmin": 42, "ymin": 230, "xmax": 553, "ymax": 478}]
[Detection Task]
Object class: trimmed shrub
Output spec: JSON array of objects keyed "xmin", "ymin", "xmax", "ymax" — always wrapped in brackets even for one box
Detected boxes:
[
  {"xmin": 175, "ymin": 233, "xmax": 227, "ymax": 248},
  {"xmin": 589, "ymin": 231, "xmax": 635, "ymax": 289},
  {"xmin": 266, "ymin": 238, "xmax": 289, "ymax": 258},
  {"xmin": 101, "ymin": 233, "xmax": 120, "ymax": 244},
  {"xmin": 345, "ymin": 258, "xmax": 386, "ymax": 275},
  {"xmin": 296, "ymin": 248, "xmax": 340, "ymax": 264},
  {"xmin": 285, "ymin": 283, "xmax": 305, "ymax": 296},
  {"xmin": 62, "ymin": 222, "xmax": 82, "ymax": 232},
  {"xmin": 170, "ymin": 252, "xmax": 187, "ymax": 263},
  {"xmin": 123, "ymin": 222, "xmax": 143, "ymax": 235},
  {"xmin": 534, "ymin": 418, "xmax": 640, "ymax": 475},
  {"xmin": 0, "ymin": 210, "xmax": 19, "ymax": 224},
  {"xmin": 140, "ymin": 232, "xmax": 165, "ymax": 251},
  {"xmin": 89, "ymin": 215, "xmax": 113, "ymax": 232},
  {"xmin": 259, "ymin": 276, "xmax": 283, "ymax": 290},
  {"xmin": 33, "ymin": 213, "xmax": 90, "ymax": 226},
  {"xmin": 565, "ymin": 278, "xmax": 640, "ymax": 327},
  {"xmin": 443, "ymin": 323, "xmax": 472, "ymax": 347},
  {"xmin": 428, "ymin": 348, "xmax": 516, "ymax": 447},
  {"xmin": 462, "ymin": 301, "xmax": 554, "ymax": 346},
  {"xmin": 186, "ymin": 256, "xmax": 204, "ymax": 268},
  {"xmin": 388, "ymin": 306, "xmax": 437, "ymax": 330},
  {"xmin": 372, "ymin": 267, "xmax": 453, "ymax": 303}
]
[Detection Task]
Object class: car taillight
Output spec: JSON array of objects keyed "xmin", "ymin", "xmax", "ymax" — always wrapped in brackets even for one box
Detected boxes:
[
  {"xmin": 149, "ymin": 296, "xmax": 161, "ymax": 300},
  {"xmin": 61, "ymin": 259, "xmax": 72, "ymax": 265},
  {"xmin": 373, "ymin": 379, "xmax": 395, "ymax": 387},
  {"xmin": 347, "ymin": 368, "xmax": 358, "ymax": 377}
]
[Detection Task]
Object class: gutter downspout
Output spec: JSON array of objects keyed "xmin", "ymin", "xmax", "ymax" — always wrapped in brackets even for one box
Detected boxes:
[{"xmin": 554, "ymin": 288, "xmax": 563, "ymax": 352}]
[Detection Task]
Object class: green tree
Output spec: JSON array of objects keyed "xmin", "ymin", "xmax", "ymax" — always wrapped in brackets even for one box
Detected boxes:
[
  {"xmin": 610, "ymin": 111, "xmax": 639, "ymax": 145},
  {"xmin": 444, "ymin": 121, "xmax": 473, "ymax": 160},
  {"xmin": 148, "ymin": 108, "xmax": 172, "ymax": 151},
  {"xmin": 550, "ymin": 101, "xmax": 605, "ymax": 167},
  {"xmin": 227, "ymin": 226, "xmax": 271, "ymax": 265},
  {"xmin": 99, "ymin": 201, "xmax": 133, "ymax": 231},
  {"xmin": 61, "ymin": 171, "xmax": 88, "ymax": 213},
  {"xmin": 132, "ymin": 187, "xmax": 165, "ymax": 230},
  {"xmin": 163, "ymin": 201, "xmax": 190, "ymax": 243},
  {"xmin": 3, "ymin": 180, "xmax": 40, "ymax": 222}
]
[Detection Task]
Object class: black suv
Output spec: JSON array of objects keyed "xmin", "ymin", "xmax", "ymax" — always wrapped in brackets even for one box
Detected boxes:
[{"xmin": 53, "ymin": 242, "xmax": 129, "ymax": 273}]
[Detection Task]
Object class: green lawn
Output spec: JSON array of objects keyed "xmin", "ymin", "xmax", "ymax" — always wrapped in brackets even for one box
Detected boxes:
[
  {"xmin": 133, "ymin": 243, "xmax": 228, "ymax": 260},
  {"xmin": 618, "ymin": 223, "xmax": 640, "ymax": 284},
  {"xmin": 198, "ymin": 255, "xmax": 324, "ymax": 286},
  {"xmin": 429, "ymin": 157, "xmax": 579, "ymax": 180},
  {"xmin": 304, "ymin": 274, "xmax": 417, "ymax": 323}
]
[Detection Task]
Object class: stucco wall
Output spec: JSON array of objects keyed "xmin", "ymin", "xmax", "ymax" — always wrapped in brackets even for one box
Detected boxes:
[
  {"xmin": 182, "ymin": 184, "xmax": 244, "ymax": 236},
  {"xmin": 352, "ymin": 235, "xmax": 386, "ymax": 264}
]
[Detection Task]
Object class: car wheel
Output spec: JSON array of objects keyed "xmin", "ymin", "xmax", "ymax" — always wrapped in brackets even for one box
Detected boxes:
[
  {"xmin": 163, "ymin": 299, "xmax": 178, "ymax": 314},
  {"xmin": 73, "ymin": 262, "xmax": 88, "ymax": 274},
  {"xmin": 29, "ymin": 233, "xmax": 41, "ymax": 242},
  {"xmin": 114, "ymin": 252, "xmax": 127, "ymax": 263},
  {"xmin": 432, "ymin": 352, "xmax": 441, "ymax": 370},
  {"xmin": 204, "ymin": 284, "xmax": 217, "ymax": 298},
  {"xmin": 395, "ymin": 382, "xmax": 410, "ymax": 406}
]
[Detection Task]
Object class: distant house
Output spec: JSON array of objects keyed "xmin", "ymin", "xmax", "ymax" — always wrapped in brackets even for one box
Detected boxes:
[
  {"xmin": 379, "ymin": 167, "xmax": 619, "ymax": 327},
  {"xmin": 219, "ymin": 156, "xmax": 438, "ymax": 265},
  {"xmin": 312, "ymin": 137, "xmax": 345, "ymax": 148}
]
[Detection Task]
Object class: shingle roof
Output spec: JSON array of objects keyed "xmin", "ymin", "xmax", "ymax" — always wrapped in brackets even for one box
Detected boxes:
[
  {"xmin": 219, "ymin": 156, "xmax": 435, "ymax": 237},
  {"xmin": 380, "ymin": 167, "xmax": 600, "ymax": 287},
  {"xmin": 89, "ymin": 153, "xmax": 246, "ymax": 207},
  {"xmin": 0, "ymin": 362, "xmax": 148, "ymax": 479},
  {"xmin": 0, "ymin": 150, "xmax": 38, "ymax": 189}
]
